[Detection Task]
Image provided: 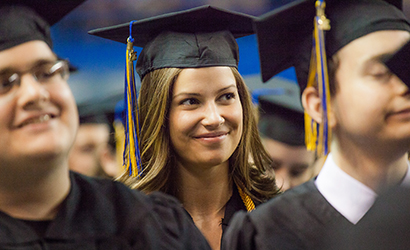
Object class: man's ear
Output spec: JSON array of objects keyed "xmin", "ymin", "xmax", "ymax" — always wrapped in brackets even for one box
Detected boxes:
[
  {"xmin": 302, "ymin": 87, "xmax": 337, "ymax": 128},
  {"xmin": 302, "ymin": 86, "xmax": 322, "ymax": 124}
]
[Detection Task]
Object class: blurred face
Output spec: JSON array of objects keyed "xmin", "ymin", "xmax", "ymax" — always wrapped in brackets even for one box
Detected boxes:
[
  {"xmin": 263, "ymin": 138, "xmax": 315, "ymax": 191},
  {"xmin": 68, "ymin": 123, "xmax": 110, "ymax": 177},
  {"xmin": 331, "ymin": 30, "xmax": 410, "ymax": 149},
  {"xmin": 0, "ymin": 41, "xmax": 78, "ymax": 166},
  {"xmin": 169, "ymin": 67, "xmax": 243, "ymax": 169}
]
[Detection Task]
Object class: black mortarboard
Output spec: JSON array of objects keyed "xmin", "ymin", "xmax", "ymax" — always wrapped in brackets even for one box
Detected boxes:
[
  {"xmin": 77, "ymin": 93, "xmax": 123, "ymax": 125},
  {"xmin": 78, "ymin": 104, "xmax": 111, "ymax": 125},
  {"xmin": 255, "ymin": 0, "xmax": 410, "ymax": 89},
  {"xmin": 76, "ymin": 93, "xmax": 123, "ymax": 151},
  {"xmin": 0, "ymin": 0, "xmax": 85, "ymax": 52},
  {"xmin": 258, "ymin": 93, "xmax": 305, "ymax": 146},
  {"xmin": 384, "ymin": 40, "xmax": 410, "ymax": 88},
  {"xmin": 88, "ymin": 5, "xmax": 255, "ymax": 80}
]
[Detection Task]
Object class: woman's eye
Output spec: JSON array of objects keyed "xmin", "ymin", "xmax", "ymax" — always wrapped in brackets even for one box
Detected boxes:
[
  {"xmin": 220, "ymin": 92, "xmax": 235, "ymax": 101},
  {"xmin": 181, "ymin": 98, "xmax": 199, "ymax": 106}
]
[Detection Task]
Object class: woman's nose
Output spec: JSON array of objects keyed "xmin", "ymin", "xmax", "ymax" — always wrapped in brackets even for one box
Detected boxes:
[{"xmin": 202, "ymin": 102, "xmax": 225, "ymax": 129}]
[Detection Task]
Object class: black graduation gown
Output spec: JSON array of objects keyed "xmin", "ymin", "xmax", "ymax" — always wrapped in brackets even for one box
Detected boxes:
[
  {"xmin": 220, "ymin": 183, "xmax": 262, "ymax": 248},
  {"xmin": 222, "ymin": 180, "xmax": 354, "ymax": 250},
  {"xmin": 221, "ymin": 184, "xmax": 247, "ymax": 239},
  {"xmin": 0, "ymin": 172, "xmax": 210, "ymax": 250},
  {"xmin": 328, "ymin": 186, "xmax": 410, "ymax": 250}
]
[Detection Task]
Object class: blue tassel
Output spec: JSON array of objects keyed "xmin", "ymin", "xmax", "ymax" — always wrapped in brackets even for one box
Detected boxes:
[{"xmin": 123, "ymin": 20, "xmax": 142, "ymax": 177}]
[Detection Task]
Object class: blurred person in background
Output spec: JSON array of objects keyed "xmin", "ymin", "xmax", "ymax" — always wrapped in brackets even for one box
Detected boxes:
[
  {"xmin": 69, "ymin": 96, "xmax": 121, "ymax": 178},
  {"xmin": 257, "ymin": 96, "xmax": 317, "ymax": 191}
]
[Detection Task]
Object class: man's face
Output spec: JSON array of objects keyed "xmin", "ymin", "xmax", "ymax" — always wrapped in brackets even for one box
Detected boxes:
[
  {"xmin": 263, "ymin": 137, "xmax": 316, "ymax": 191},
  {"xmin": 68, "ymin": 123, "xmax": 111, "ymax": 177},
  {"xmin": 331, "ymin": 30, "xmax": 410, "ymax": 150},
  {"xmin": 0, "ymin": 40, "xmax": 78, "ymax": 168}
]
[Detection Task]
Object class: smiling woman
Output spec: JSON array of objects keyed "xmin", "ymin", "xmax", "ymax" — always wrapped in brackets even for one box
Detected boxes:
[
  {"xmin": 169, "ymin": 67, "xmax": 243, "ymax": 170},
  {"xmin": 128, "ymin": 65, "xmax": 278, "ymax": 250},
  {"xmin": 89, "ymin": 5, "xmax": 279, "ymax": 250}
]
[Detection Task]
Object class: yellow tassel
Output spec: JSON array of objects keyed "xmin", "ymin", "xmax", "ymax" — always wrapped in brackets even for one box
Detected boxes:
[
  {"xmin": 304, "ymin": 0, "xmax": 332, "ymax": 157},
  {"xmin": 236, "ymin": 183, "xmax": 255, "ymax": 212},
  {"xmin": 124, "ymin": 40, "xmax": 140, "ymax": 177}
]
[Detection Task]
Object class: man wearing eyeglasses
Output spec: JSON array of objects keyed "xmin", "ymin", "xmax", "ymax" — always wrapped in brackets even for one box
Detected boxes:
[{"xmin": 0, "ymin": 2, "xmax": 210, "ymax": 249}]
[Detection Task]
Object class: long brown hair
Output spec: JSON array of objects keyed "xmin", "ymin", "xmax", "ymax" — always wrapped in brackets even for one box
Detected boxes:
[{"xmin": 118, "ymin": 67, "xmax": 279, "ymax": 202}]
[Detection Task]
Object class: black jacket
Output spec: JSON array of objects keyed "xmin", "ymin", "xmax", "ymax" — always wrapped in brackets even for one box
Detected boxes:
[
  {"xmin": 222, "ymin": 180, "xmax": 354, "ymax": 250},
  {"xmin": 0, "ymin": 172, "xmax": 210, "ymax": 249}
]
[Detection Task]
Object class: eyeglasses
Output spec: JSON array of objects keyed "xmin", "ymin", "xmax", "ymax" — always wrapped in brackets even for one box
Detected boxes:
[{"xmin": 0, "ymin": 60, "xmax": 69, "ymax": 95}]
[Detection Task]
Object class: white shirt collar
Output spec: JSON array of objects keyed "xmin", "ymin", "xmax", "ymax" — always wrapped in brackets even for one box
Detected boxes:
[{"xmin": 315, "ymin": 153, "xmax": 410, "ymax": 224}]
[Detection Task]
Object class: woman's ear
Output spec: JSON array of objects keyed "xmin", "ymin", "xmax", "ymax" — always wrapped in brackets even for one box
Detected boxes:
[{"xmin": 301, "ymin": 86, "xmax": 322, "ymax": 124}]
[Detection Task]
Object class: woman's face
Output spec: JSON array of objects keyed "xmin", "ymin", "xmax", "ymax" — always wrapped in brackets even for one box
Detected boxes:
[{"xmin": 169, "ymin": 66, "xmax": 243, "ymax": 169}]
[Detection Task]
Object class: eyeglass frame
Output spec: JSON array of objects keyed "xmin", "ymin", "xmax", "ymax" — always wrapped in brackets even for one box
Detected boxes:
[{"xmin": 0, "ymin": 60, "xmax": 70, "ymax": 95}]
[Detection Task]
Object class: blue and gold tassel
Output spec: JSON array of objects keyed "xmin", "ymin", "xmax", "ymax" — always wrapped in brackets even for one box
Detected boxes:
[
  {"xmin": 123, "ymin": 20, "xmax": 142, "ymax": 177},
  {"xmin": 305, "ymin": 0, "xmax": 331, "ymax": 157}
]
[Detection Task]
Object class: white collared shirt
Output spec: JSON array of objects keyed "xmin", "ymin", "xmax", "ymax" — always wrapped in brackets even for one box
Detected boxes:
[{"xmin": 315, "ymin": 153, "xmax": 410, "ymax": 224}]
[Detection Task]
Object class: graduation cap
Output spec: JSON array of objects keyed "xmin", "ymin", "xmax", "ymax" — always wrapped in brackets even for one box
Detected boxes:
[
  {"xmin": 258, "ymin": 95, "xmax": 305, "ymax": 146},
  {"xmin": 384, "ymin": 40, "xmax": 410, "ymax": 88},
  {"xmin": 88, "ymin": 5, "xmax": 256, "ymax": 177},
  {"xmin": 77, "ymin": 99, "xmax": 115, "ymax": 125},
  {"xmin": 76, "ymin": 93, "xmax": 124, "ymax": 150},
  {"xmin": 255, "ymin": 0, "xmax": 409, "ymax": 87},
  {"xmin": 0, "ymin": 0, "xmax": 85, "ymax": 51},
  {"xmin": 76, "ymin": 93, "xmax": 123, "ymax": 124},
  {"xmin": 255, "ymin": 0, "xmax": 410, "ymax": 156},
  {"xmin": 89, "ymin": 5, "xmax": 255, "ymax": 80}
]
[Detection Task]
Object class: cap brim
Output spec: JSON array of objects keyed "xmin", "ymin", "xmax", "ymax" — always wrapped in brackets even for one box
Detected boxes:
[
  {"xmin": 384, "ymin": 40, "xmax": 410, "ymax": 88},
  {"xmin": 2, "ymin": 0, "xmax": 86, "ymax": 26},
  {"xmin": 254, "ymin": 0, "xmax": 313, "ymax": 83}
]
